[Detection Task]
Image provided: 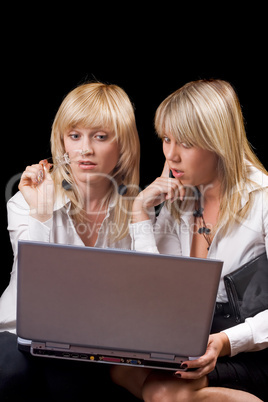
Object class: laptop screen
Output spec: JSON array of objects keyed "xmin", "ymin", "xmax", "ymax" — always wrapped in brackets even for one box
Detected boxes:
[{"xmin": 17, "ymin": 241, "xmax": 222, "ymax": 368}]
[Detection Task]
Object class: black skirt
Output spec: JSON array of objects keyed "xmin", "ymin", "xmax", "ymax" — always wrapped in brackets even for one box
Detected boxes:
[{"xmin": 208, "ymin": 303, "xmax": 268, "ymax": 401}]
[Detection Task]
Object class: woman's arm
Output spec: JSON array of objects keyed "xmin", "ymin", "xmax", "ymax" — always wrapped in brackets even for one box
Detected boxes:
[
  {"xmin": 130, "ymin": 162, "xmax": 184, "ymax": 255},
  {"xmin": 132, "ymin": 162, "xmax": 184, "ymax": 224},
  {"xmin": 175, "ymin": 187, "xmax": 268, "ymax": 379},
  {"xmin": 7, "ymin": 160, "xmax": 55, "ymax": 256},
  {"xmin": 222, "ymin": 187, "xmax": 268, "ymax": 356},
  {"xmin": 18, "ymin": 159, "xmax": 54, "ymax": 222}
]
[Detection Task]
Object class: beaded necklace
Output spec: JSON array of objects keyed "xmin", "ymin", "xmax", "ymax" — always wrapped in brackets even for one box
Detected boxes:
[{"xmin": 193, "ymin": 188, "xmax": 212, "ymax": 251}]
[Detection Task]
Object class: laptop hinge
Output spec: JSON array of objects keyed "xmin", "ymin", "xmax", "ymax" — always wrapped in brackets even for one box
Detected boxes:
[
  {"xmin": 45, "ymin": 342, "xmax": 70, "ymax": 349},
  {"xmin": 150, "ymin": 352, "xmax": 175, "ymax": 361}
]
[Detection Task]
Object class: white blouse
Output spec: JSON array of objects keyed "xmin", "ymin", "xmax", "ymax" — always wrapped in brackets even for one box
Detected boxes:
[
  {"xmin": 0, "ymin": 191, "xmax": 131, "ymax": 333},
  {"xmin": 129, "ymin": 165, "xmax": 268, "ymax": 357}
]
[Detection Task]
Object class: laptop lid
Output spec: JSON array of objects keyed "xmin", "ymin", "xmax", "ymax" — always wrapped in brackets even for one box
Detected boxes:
[{"xmin": 17, "ymin": 240, "xmax": 223, "ymax": 370}]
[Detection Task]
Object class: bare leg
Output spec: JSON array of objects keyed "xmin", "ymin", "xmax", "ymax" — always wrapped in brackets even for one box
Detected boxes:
[
  {"xmin": 197, "ymin": 387, "xmax": 263, "ymax": 402},
  {"xmin": 110, "ymin": 365, "xmax": 152, "ymax": 400},
  {"xmin": 142, "ymin": 371, "xmax": 263, "ymax": 402},
  {"xmin": 110, "ymin": 366, "xmax": 262, "ymax": 401}
]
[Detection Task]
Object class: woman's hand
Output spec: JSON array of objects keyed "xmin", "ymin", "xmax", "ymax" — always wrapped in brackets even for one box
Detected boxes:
[
  {"xmin": 174, "ymin": 332, "xmax": 231, "ymax": 380},
  {"xmin": 132, "ymin": 161, "xmax": 185, "ymax": 223},
  {"xmin": 18, "ymin": 160, "xmax": 54, "ymax": 222}
]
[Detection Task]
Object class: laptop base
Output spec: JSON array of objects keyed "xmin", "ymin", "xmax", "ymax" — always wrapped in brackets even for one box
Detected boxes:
[{"xmin": 25, "ymin": 341, "xmax": 188, "ymax": 371}]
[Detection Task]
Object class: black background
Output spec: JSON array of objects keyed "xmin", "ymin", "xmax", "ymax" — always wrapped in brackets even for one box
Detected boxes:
[{"xmin": 2, "ymin": 58, "xmax": 268, "ymax": 295}]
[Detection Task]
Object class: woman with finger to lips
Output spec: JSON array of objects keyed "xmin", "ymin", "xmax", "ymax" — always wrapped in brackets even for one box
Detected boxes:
[{"xmin": 110, "ymin": 79, "xmax": 268, "ymax": 401}]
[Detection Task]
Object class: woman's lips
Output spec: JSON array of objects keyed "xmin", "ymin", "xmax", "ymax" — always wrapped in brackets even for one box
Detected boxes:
[
  {"xmin": 78, "ymin": 161, "xmax": 97, "ymax": 170},
  {"xmin": 171, "ymin": 168, "xmax": 184, "ymax": 179}
]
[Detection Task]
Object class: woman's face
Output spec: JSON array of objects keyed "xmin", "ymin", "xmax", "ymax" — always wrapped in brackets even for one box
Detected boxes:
[
  {"xmin": 63, "ymin": 126, "xmax": 120, "ymax": 188},
  {"xmin": 163, "ymin": 133, "xmax": 220, "ymax": 190}
]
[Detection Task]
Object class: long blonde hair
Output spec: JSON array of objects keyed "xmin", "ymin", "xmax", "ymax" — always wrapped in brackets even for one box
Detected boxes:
[
  {"xmin": 51, "ymin": 81, "xmax": 140, "ymax": 241},
  {"xmin": 155, "ymin": 79, "xmax": 267, "ymax": 233}
]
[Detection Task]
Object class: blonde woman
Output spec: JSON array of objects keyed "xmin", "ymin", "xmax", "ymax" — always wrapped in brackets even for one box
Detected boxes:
[
  {"xmin": 0, "ymin": 82, "xmax": 140, "ymax": 400},
  {"xmin": 111, "ymin": 79, "xmax": 268, "ymax": 401}
]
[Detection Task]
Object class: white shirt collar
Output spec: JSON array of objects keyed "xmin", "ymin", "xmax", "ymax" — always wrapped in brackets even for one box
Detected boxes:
[
  {"xmin": 53, "ymin": 191, "xmax": 118, "ymax": 214},
  {"xmin": 238, "ymin": 164, "xmax": 268, "ymax": 209},
  {"xmin": 178, "ymin": 164, "xmax": 268, "ymax": 224}
]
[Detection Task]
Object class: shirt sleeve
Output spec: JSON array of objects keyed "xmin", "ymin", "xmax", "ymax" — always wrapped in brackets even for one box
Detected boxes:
[
  {"xmin": 222, "ymin": 311, "xmax": 268, "ymax": 356},
  {"xmin": 129, "ymin": 205, "xmax": 182, "ymax": 255},
  {"xmin": 7, "ymin": 192, "xmax": 53, "ymax": 259},
  {"xmin": 1, "ymin": 192, "xmax": 54, "ymax": 332},
  {"xmin": 129, "ymin": 220, "xmax": 159, "ymax": 253},
  {"xmin": 223, "ymin": 188, "xmax": 268, "ymax": 356}
]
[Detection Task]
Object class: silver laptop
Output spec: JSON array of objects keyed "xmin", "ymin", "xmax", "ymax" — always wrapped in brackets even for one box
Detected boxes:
[{"xmin": 17, "ymin": 240, "xmax": 223, "ymax": 371}]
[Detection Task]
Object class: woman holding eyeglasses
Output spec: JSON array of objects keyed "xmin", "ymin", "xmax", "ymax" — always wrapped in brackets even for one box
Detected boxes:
[{"xmin": 0, "ymin": 82, "xmax": 140, "ymax": 401}]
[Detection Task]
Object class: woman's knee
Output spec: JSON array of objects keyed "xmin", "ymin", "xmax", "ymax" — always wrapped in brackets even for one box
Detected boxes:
[
  {"xmin": 142, "ymin": 373, "xmax": 206, "ymax": 402},
  {"xmin": 143, "ymin": 380, "xmax": 173, "ymax": 402},
  {"xmin": 110, "ymin": 365, "xmax": 152, "ymax": 399},
  {"xmin": 110, "ymin": 365, "xmax": 133, "ymax": 387}
]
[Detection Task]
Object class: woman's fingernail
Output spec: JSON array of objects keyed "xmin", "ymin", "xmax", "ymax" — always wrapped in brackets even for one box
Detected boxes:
[
  {"xmin": 37, "ymin": 170, "xmax": 44, "ymax": 183},
  {"xmin": 181, "ymin": 364, "xmax": 188, "ymax": 369},
  {"xmin": 173, "ymin": 372, "xmax": 181, "ymax": 378}
]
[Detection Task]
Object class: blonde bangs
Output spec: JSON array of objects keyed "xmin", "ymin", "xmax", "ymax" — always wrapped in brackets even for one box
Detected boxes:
[
  {"xmin": 155, "ymin": 87, "xmax": 215, "ymax": 150},
  {"xmin": 56, "ymin": 84, "xmax": 121, "ymax": 141}
]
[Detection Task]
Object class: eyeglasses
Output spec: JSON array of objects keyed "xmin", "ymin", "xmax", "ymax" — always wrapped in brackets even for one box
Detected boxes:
[
  {"xmin": 36, "ymin": 153, "xmax": 73, "ymax": 185},
  {"xmin": 43, "ymin": 153, "xmax": 71, "ymax": 170},
  {"xmin": 41, "ymin": 149, "xmax": 93, "ymax": 174}
]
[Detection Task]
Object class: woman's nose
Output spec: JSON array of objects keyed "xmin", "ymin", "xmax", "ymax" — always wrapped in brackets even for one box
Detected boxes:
[
  {"xmin": 81, "ymin": 139, "xmax": 93, "ymax": 155},
  {"xmin": 165, "ymin": 142, "xmax": 181, "ymax": 162}
]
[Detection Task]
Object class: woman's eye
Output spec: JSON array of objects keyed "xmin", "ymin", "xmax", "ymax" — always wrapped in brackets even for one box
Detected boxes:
[
  {"xmin": 95, "ymin": 134, "xmax": 107, "ymax": 141},
  {"xmin": 181, "ymin": 142, "xmax": 192, "ymax": 149},
  {"xmin": 163, "ymin": 136, "xmax": 171, "ymax": 144},
  {"xmin": 69, "ymin": 133, "xmax": 80, "ymax": 140}
]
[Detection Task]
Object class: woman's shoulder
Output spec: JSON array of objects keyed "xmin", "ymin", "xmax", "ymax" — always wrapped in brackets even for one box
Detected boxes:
[
  {"xmin": 7, "ymin": 191, "xmax": 29, "ymax": 210},
  {"xmin": 7, "ymin": 190, "xmax": 71, "ymax": 214},
  {"xmin": 246, "ymin": 164, "xmax": 268, "ymax": 189},
  {"xmin": 240, "ymin": 166, "xmax": 268, "ymax": 212}
]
